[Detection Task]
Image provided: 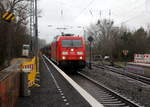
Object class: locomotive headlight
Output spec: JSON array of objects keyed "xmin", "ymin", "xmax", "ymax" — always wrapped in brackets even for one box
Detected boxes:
[
  {"xmin": 62, "ymin": 56, "xmax": 66, "ymax": 60},
  {"xmin": 71, "ymin": 49, "xmax": 74, "ymax": 51},
  {"xmin": 62, "ymin": 51, "xmax": 68, "ymax": 55},
  {"xmin": 77, "ymin": 51, "xmax": 83, "ymax": 55},
  {"xmin": 79, "ymin": 56, "xmax": 83, "ymax": 59}
]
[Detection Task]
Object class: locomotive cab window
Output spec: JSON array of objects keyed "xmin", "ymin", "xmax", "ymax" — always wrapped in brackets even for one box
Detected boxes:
[{"xmin": 62, "ymin": 39, "xmax": 82, "ymax": 47}]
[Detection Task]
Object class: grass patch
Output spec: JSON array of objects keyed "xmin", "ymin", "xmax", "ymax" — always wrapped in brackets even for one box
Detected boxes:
[{"xmin": 114, "ymin": 61, "xmax": 126, "ymax": 67}]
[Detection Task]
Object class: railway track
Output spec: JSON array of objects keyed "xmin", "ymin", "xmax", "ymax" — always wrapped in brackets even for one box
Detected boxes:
[
  {"xmin": 73, "ymin": 72, "xmax": 142, "ymax": 107},
  {"xmin": 93, "ymin": 63, "xmax": 150, "ymax": 85},
  {"xmin": 0, "ymin": 65, "xmax": 13, "ymax": 81},
  {"xmin": 0, "ymin": 71, "xmax": 12, "ymax": 81},
  {"xmin": 0, "ymin": 65, "xmax": 8, "ymax": 71},
  {"xmin": 44, "ymin": 57, "xmax": 142, "ymax": 106}
]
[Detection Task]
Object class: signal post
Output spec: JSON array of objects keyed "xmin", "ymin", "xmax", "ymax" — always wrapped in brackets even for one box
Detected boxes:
[{"xmin": 88, "ymin": 36, "xmax": 94, "ymax": 69}]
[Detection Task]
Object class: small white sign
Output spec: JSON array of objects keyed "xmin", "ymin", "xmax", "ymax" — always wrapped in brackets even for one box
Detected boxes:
[{"xmin": 22, "ymin": 68, "xmax": 31, "ymax": 72}]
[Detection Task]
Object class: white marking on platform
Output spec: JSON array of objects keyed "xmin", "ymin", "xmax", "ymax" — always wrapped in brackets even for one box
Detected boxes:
[
  {"xmin": 62, "ymin": 96, "xmax": 66, "ymax": 99},
  {"xmin": 44, "ymin": 61, "xmax": 60, "ymax": 89},
  {"xmin": 42, "ymin": 57, "xmax": 70, "ymax": 106},
  {"xmin": 63, "ymin": 99, "xmax": 67, "ymax": 102},
  {"xmin": 61, "ymin": 93, "xmax": 64, "ymax": 96},
  {"xmin": 65, "ymin": 103, "xmax": 69, "ymax": 106},
  {"xmin": 44, "ymin": 55, "xmax": 104, "ymax": 107}
]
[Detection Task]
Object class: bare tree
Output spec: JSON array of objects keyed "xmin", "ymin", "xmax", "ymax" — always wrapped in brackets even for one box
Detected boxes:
[
  {"xmin": 0, "ymin": 0, "xmax": 31, "ymax": 66},
  {"xmin": 87, "ymin": 19, "xmax": 117, "ymax": 55}
]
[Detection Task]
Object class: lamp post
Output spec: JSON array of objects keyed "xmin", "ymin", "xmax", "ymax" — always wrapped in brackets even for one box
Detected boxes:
[{"xmin": 88, "ymin": 36, "xmax": 94, "ymax": 69}]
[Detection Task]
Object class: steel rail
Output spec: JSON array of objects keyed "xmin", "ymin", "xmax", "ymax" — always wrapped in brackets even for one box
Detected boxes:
[
  {"xmin": 93, "ymin": 64, "xmax": 150, "ymax": 85},
  {"xmin": 77, "ymin": 72, "xmax": 142, "ymax": 107}
]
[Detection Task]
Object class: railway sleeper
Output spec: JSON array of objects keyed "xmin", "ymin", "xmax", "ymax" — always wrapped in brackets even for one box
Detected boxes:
[
  {"xmin": 99, "ymin": 96, "xmax": 115, "ymax": 99},
  {"xmin": 99, "ymin": 94, "xmax": 112, "ymax": 97},
  {"xmin": 103, "ymin": 103, "xmax": 126, "ymax": 106},
  {"xmin": 100, "ymin": 99, "xmax": 119, "ymax": 102},
  {"xmin": 101, "ymin": 101, "xmax": 122, "ymax": 104}
]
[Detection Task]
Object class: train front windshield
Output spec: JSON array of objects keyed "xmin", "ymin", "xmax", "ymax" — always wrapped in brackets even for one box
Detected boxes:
[{"xmin": 62, "ymin": 39, "xmax": 82, "ymax": 47}]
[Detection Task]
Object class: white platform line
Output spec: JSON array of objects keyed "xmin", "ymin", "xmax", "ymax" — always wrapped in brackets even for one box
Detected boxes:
[
  {"xmin": 43, "ymin": 55, "xmax": 104, "ymax": 107},
  {"xmin": 42, "ymin": 57, "xmax": 70, "ymax": 105},
  {"xmin": 42, "ymin": 57, "xmax": 60, "ymax": 89}
]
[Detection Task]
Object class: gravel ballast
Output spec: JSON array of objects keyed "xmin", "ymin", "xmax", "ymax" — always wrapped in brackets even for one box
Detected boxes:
[{"xmin": 82, "ymin": 66, "xmax": 150, "ymax": 106}]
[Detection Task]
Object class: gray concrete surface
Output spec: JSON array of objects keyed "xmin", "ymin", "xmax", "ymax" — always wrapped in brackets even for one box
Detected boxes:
[{"xmin": 16, "ymin": 60, "xmax": 91, "ymax": 107}]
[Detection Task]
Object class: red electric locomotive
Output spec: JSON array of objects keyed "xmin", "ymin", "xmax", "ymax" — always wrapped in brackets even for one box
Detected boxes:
[{"xmin": 51, "ymin": 34, "xmax": 86, "ymax": 69}]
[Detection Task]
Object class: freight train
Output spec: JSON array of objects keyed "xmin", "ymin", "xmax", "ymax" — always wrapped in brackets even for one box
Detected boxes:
[
  {"xmin": 50, "ymin": 34, "xmax": 86, "ymax": 70},
  {"xmin": 41, "ymin": 44, "xmax": 51, "ymax": 58}
]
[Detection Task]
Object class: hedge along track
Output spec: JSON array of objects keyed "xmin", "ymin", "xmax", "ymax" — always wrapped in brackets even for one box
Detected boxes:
[{"xmin": 77, "ymin": 72, "xmax": 142, "ymax": 107}]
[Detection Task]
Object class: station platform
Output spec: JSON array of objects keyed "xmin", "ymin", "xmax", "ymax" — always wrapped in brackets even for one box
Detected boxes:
[
  {"xmin": 127, "ymin": 62, "xmax": 150, "ymax": 77},
  {"xmin": 128, "ymin": 62, "xmax": 150, "ymax": 67},
  {"xmin": 15, "ymin": 60, "xmax": 92, "ymax": 107}
]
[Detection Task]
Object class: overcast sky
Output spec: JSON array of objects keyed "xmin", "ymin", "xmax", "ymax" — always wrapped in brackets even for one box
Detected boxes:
[{"xmin": 38, "ymin": 0, "xmax": 150, "ymax": 43}]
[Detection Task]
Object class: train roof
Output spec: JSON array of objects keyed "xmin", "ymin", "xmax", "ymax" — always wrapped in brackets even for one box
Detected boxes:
[
  {"xmin": 54, "ymin": 34, "xmax": 83, "ymax": 41},
  {"xmin": 57, "ymin": 36, "xmax": 83, "ymax": 40}
]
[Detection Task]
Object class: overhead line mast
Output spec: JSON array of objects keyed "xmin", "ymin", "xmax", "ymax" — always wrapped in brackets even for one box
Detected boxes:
[
  {"xmin": 30, "ymin": 0, "xmax": 35, "ymax": 53},
  {"xmin": 35, "ymin": 0, "xmax": 38, "ymax": 72}
]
